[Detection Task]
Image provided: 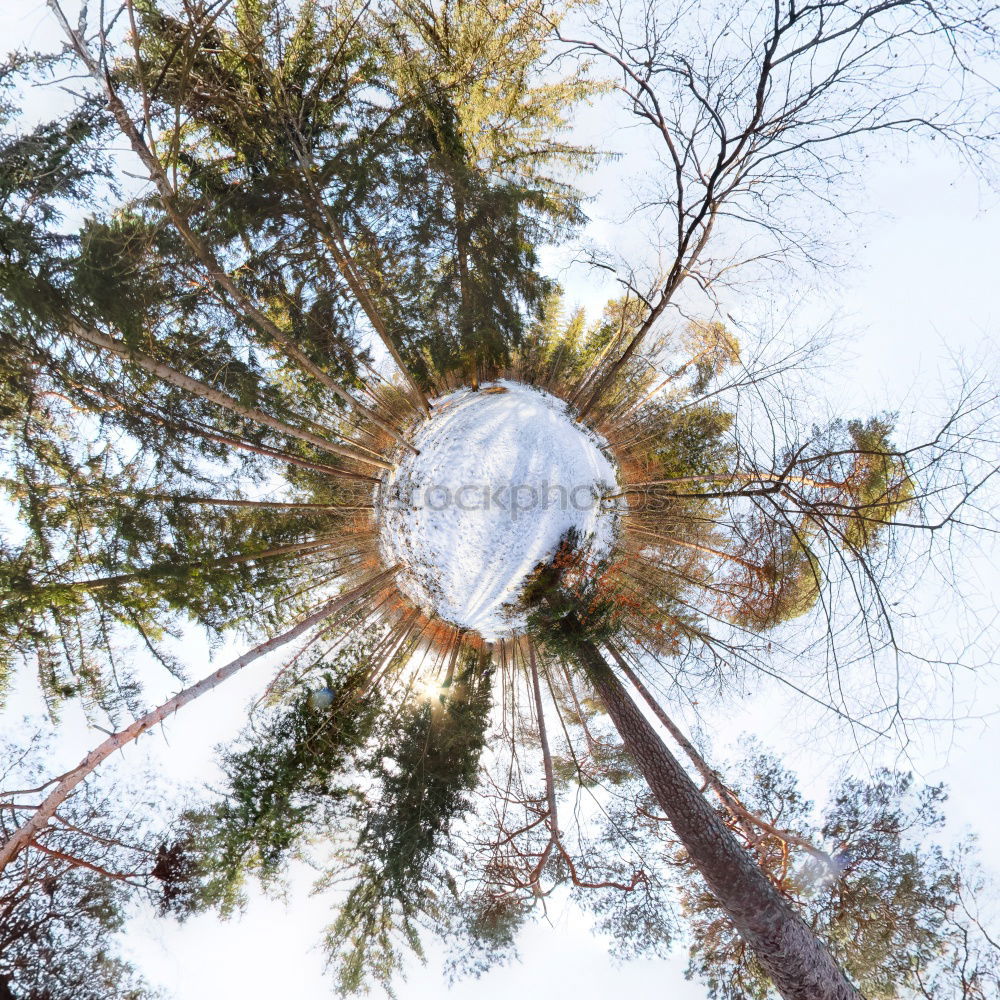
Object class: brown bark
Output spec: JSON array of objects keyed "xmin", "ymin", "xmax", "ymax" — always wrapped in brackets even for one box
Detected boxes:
[
  {"xmin": 604, "ymin": 641, "xmax": 754, "ymax": 833},
  {"xmin": 611, "ymin": 471, "xmax": 845, "ymax": 498},
  {"xmin": 68, "ymin": 321, "xmax": 391, "ymax": 472},
  {"xmin": 575, "ymin": 275, "xmax": 682, "ymax": 421},
  {"xmin": 0, "ymin": 566, "xmax": 399, "ymax": 874},
  {"xmin": 26, "ymin": 374, "xmax": 379, "ymax": 484},
  {"xmin": 566, "ymin": 293, "xmax": 638, "ymax": 409},
  {"xmin": 150, "ymin": 411, "xmax": 380, "ymax": 484},
  {"xmin": 132, "ymin": 495, "xmax": 373, "ymax": 512},
  {"xmin": 27, "ymin": 842, "xmax": 143, "ymax": 884},
  {"xmin": 15, "ymin": 536, "xmax": 345, "ymax": 600},
  {"xmin": 625, "ymin": 525, "xmax": 768, "ymax": 579},
  {"xmin": 528, "ymin": 643, "xmax": 559, "ymax": 836},
  {"xmin": 574, "ymin": 199, "xmax": 720, "ymax": 420},
  {"xmin": 48, "ymin": 0, "xmax": 417, "ymax": 448},
  {"xmin": 616, "ymin": 343, "xmax": 717, "ymax": 417},
  {"xmin": 569, "ymin": 630, "xmax": 860, "ymax": 1000},
  {"xmin": 454, "ymin": 188, "xmax": 479, "ymax": 391},
  {"xmin": 608, "ymin": 642, "xmax": 836, "ymax": 866},
  {"xmin": 288, "ymin": 143, "xmax": 432, "ymax": 416}
]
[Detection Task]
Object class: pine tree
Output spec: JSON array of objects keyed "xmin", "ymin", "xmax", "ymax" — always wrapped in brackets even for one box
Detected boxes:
[
  {"xmin": 0, "ymin": 3, "xmax": 996, "ymax": 999},
  {"xmin": 678, "ymin": 751, "xmax": 1000, "ymax": 1000}
]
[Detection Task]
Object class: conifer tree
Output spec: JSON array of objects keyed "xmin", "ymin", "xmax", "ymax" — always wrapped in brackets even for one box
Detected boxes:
[{"xmin": 0, "ymin": 3, "xmax": 996, "ymax": 999}]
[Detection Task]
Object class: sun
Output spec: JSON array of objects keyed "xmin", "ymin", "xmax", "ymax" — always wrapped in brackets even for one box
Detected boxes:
[{"xmin": 417, "ymin": 676, "xmax": 448, "ymax": 701}]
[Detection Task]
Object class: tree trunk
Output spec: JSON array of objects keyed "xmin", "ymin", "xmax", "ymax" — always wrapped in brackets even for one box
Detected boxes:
[
  {"xmin": 290, "ymin": 146, "xmax": 432, "ymax": 417},
  {"xmin": 607, "ymin": 641, "xmax": 836, "ymax": 865},
  {"xmin": 575, "ymin": 209, "xmax": 718, "ymax": 421},
  {"xmin": 48, "ymin": 0, "xmax": 418, "ymax": 447},
  {"xmin": 12, "ymin": 536, "xmax": 346, "ymax": 602},
  {"xmin": 575, "ymin": 280, "xmax": 674, "ymax": 421},
  {"xmin": 147, "ymin": 409, "xmax": 380, "ymax": 484},
  {"xmin": 68, "ymin": 320, "xmax": 392, "ymax": 473},
  {"xmin": 526, "ymin": 642, "xmax": 559, "ymax": 882},
  {"xmin": 454, "ymin": 189, "xmax": 479, "ymax": 391},
  {"xmin": 604, "ymin": 641, "xmax": 755, "ymax": 835},
  {"xmin": 126, "ymin": 495, "xmax": 372, "ymax": 512},
  {"xmin": 616, "ymin": 347, "xmax": 712, "ymax": 417},
  {"xmin": 0, "ymin": 566, "xmax": 399, "ymax": 874},
  {"xmin": 528, "ymin": 644, "xmax": 560, "ymax": 834},
  {"xmin": 569, "ymin": 630, "xmax": 861, "ymax": 1000},
  {"xmin": 611, "ymin": 472, "xmax": 845, "ymax": 497},
  {"xmin": 625, "ymin": 526, "xmax": 768, "ymax": 579}
]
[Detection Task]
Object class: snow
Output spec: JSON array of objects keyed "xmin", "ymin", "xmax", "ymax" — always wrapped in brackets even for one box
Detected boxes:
[{"xmin": 376, "ymin": 381, "xmax": 620, "ymax": 640}]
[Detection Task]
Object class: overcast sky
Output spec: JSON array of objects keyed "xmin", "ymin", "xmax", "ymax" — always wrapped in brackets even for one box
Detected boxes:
[{"xmin": 1, "ymin": 2, "xmax": 998, "ymax": 998}]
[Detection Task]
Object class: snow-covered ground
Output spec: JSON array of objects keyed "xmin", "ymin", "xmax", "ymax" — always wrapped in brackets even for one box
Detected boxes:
[{"xmin": 377, "ymin": 381, "xmax": 619, "ymax": 640}]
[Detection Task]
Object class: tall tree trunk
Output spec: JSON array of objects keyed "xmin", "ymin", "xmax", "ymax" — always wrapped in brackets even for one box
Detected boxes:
[
  {"xmin": 48, "ymin": 0, "xmax": 418, "ymax": 447},
  {"xmin": 575, "ymin": 208, "xmax": 718, "ymax": 421},
  {"xmin": 11, "ymin": 536, "xmax": 347, "ymax": 602},
  {"xmin": 454, "ymin": 190, "xmax": 479, "ymax": 391},
  {"xmin": 609, "ymin": 472, "xmax": 845, "ymax": 497},
  {"xmin": 0, "ymin": 566, "xmax": 399, "ymax": 874},
  {"xmin": 608, "ymin": 642, "xmax": 835, "ymax": 864},
  {"xmin": 625, "ymin": 526, "xmax": 768, "ymax": 579},
  {"xmin": 604, "ymin": 641, "xmax": 754, "ymax": 832},
  {"xmin": 288, "ymin": 142, "xmax": 433, "ymax": 417},
  {"xmin": 528, "ymin": 643, "xmax": 560, "ymax": 839},
  {"xmin": 566, "ymin": 296, "xmax": 639, "ymax": 410},
  {"xmin": 68, "ymin": 320, "xmax": 392, "ymax": 473},
  {"xmin": 566, "ymin": 627, "xmax": 860, "ymax": 1000},
  {"xmin": 148, "ymin": 409, "xmax": 380, "ymax": 484},
  {"xmin": 611, "ymin": 342, "xmax": 722, "ymax": 420},
  {"xmin": 129, "ymin": 495, "xmax": 374, "ymax": 512},
  {"xmin": 16, "ymin": 484, "xmax": 373, "ymax": 512},
  {"xmin": 31, "ymin": 374, "xmax": 379, "ymax": 484},
  {"xmin": 574, "ymin": 281, "xmax": 672, "ymax": 421}
]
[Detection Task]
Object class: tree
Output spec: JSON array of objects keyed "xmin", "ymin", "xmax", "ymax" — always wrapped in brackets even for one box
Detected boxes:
[
  {"xmin": 0, "ymin": 568, "xmax": 398, "ymax": 874},
  {"xmin": 0, "ymin": 1, "xmax": 997, "ymax": 997},
  {"xmin": 370, "ymin": 0, "xmax": 600, "ymax": 387},
  {"xmin": 163, "ymin": 633, "xmax": 388, "ymax": 917},
  {"xmin": 0, "ymin": 39, "xmax": 394, "ymax": 703},
  {"xmin": 0, "ymin": 737, "xmax": 157, "ymax": 1000},
  {"xmin": 93, "ymin": 0, "xmax": 597, "ymax": 394},
  {"xmin": 677, "ymin": 751, "xmax": 1000, "ymax": 1000},
  {"xmin": 155, "ymin": 642, "xmax": 492, "ymax": 997},
  {"xmin": 523, "ymin": 550, "xmax": 862, "ymax": 1000},
  {"xmin": 327, "ymin": 656, "xmax": 492, "ymax": 995},
  {"xmin": 513, "ymin": 300, "xmax": 996, "ymax": 994},
  {"xmin": 0, "ymin": 0, "xmax": 598, "ymax": 705},
  {"xmin": 563, "ymin": 0, "xmax": 998, "ymax": 417}
]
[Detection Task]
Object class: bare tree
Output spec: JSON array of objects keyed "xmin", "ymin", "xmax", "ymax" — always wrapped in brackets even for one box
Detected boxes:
[{"xmin": 562, "ymin": 0, "xmax": 998, "ymax": 416}]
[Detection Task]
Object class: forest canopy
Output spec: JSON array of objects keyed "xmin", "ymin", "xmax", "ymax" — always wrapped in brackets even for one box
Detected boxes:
[{"xmin": 1, "ymin": 1, "xmax": 998, "ymax": 998}]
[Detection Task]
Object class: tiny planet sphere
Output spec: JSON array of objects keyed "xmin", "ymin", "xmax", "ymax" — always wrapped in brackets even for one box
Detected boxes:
[{"xmin": 308, "ymin": 687, "xmax": 335, "ymax": 711}]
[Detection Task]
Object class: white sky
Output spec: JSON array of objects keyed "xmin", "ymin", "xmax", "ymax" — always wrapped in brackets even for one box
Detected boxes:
[{"xmin": 1, "ymin": 2, "xmax": 998, "ymax": 998}]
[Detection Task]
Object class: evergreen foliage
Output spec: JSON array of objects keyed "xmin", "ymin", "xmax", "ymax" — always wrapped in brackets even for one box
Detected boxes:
[
  {"xmin": 329, "ymin": 662, "xmax": 492, "ymax": 995},
  {"xmin": 679, "ymin": 750, "xmax": 1000, "ymax": 1000},
  {"xmin": 162, "ymin": 638, "xmax": 384, "ymax": 915},
  {"xmin": 522, "ymin": 527, "xmax": 633, "ymax": 654},
  {"xmin": 0, "ymin": 2, "xmax": 994, "ymax": 998}
]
